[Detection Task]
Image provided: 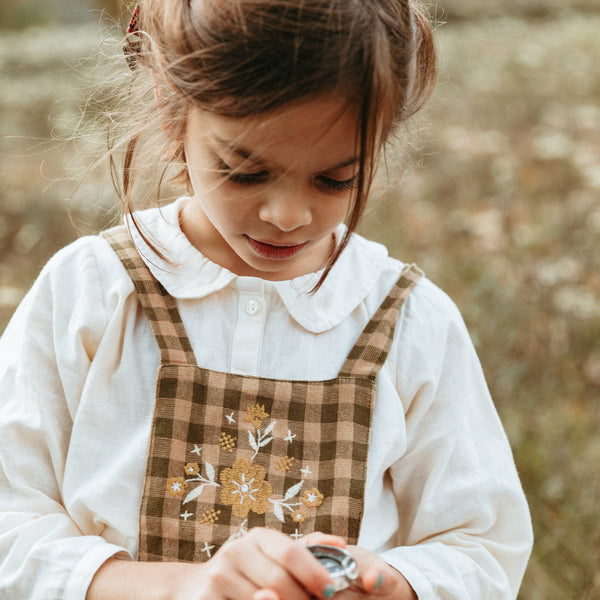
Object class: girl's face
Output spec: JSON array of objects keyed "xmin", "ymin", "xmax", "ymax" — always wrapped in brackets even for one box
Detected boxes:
[{"xmin": 182, "ymin": 95, "xmax": 360, "ymax": 280}]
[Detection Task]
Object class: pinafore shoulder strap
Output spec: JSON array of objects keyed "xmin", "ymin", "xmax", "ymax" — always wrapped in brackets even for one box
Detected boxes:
[
  {"xmin": 339, "ymin": 264, "xmax": 423, "ymax": 380},
  {"xmin": 101, "ymin": 225, "xmax": 197, "ymax": 366},
  {"xmin": 102, "ymin": 225, "xmax": 422, "ymax": 377}
]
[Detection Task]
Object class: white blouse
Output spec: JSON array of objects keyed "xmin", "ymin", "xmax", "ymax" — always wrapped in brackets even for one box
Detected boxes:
[{"xmin": 0, "ymin": 197, "xmax": 532, "ymax": 599}]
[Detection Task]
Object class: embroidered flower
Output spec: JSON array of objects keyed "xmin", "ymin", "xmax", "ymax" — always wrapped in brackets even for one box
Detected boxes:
[
  {"xmin": 244, "ymin": 403, "xmax": 269, "ymax": 429},
  {"xmin": 292, "ymin": 509, "xmax": 307, "ymax": 523},
  {"xmin": 166, "ymin": 477, "xmax": 188, "ymax": 498},
  {"xmin": 218, "ymin": 432, "xmax": 237, "ymax": 452},
  {"xmin": 275, "ymin": 455, "xmax": 295, "ymax": 472},
  {"xmin": 199, "ymin": 508, "xmax": 221, "ymax": 526},
  {"xmin": 220, "ymin": 458, "xmax": 273, "ymax": 518},
  {"xmin": 301, "ymin": 488, "xmax": 324, "ymax": 508},
  {"xmin": 184, "ymin": 462, "xmax": 199, "ymax": 476}
]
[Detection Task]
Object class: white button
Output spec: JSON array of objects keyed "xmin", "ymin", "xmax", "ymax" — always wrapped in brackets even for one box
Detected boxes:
[{"xmin": 245, "ymin": 298, "xmax": 262, "ymax": 316}]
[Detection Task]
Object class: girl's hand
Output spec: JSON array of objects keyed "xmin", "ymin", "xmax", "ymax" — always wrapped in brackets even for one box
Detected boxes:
[
  {"xmin": 87, "ymin": 529, "xmax": 410, "ymax": 600},
  {"xmin": 337, "ymin": 545, "xmax": 417, "ymax": 600},
  {"xmin": 252, "ymin": 534, "xmax": 416, "ymax": 600},
  {"xmin": 171, "ymin": 528, "xmax": 340, "ymax": 600}
]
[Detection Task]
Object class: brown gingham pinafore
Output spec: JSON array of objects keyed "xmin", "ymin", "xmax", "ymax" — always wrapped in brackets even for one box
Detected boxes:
[{"xmin": 102, "ymin": 226, "xmax": 422, "ymax": 562}]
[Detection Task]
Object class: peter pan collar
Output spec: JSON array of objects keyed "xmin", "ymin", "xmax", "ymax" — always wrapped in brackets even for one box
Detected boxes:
[{"xmin": 128, "ymin": 198, "xmax": 392, "ymax": 334}]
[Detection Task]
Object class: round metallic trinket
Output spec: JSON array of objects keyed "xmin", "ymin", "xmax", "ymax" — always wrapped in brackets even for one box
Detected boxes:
[{"xmin": 307, "ymin": 545, "xmax": 360, "ymax": 593}]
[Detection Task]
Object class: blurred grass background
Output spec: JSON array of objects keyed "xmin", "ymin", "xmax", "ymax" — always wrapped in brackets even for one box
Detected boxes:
[{"xmin": 1, "ymin": 1, "xmax": 599, "ymax": 598}]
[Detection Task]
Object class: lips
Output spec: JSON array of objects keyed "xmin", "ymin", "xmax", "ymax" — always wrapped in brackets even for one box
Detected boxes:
[{"xmin": 246, "ymin": 236, "xmax": 307, "ymax": 260}]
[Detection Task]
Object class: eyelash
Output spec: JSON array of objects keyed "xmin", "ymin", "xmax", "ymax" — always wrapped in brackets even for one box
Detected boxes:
[
  {"xmin": 216, "ymin": 160, "xmax": 358, "ymax": 193},
  {"xmin": 317, "ymin": 175, "xmax": 358, "ymax": 193}
]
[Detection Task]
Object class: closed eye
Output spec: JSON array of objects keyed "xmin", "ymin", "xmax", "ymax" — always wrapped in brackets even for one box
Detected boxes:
[
  {"xmin": 216, "ymin": 158, "xmax": 357, "ymax": 192},
  {"xmin": 316, "ymin": 175, "xmax": 358, "ymax": 193},
  {"xmin": 217, "ymin": 159, "xmax": 269, "ymax": 185}
]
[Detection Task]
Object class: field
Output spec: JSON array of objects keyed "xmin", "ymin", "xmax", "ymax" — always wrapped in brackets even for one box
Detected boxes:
[{"xmin": 1, "ymin": 6, "xmax": 599, "ymax": 599}]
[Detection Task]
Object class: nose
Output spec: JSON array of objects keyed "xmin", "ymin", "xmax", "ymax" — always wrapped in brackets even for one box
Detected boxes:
[{"xmin": 258, "ymin": 185, "xmax": 312, "ymax": 232}]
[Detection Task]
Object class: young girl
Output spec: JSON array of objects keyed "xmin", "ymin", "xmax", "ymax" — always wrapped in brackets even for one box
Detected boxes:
[{"xmin": 0, "ymin": 1, "xmax": 533, "ymax": 599}]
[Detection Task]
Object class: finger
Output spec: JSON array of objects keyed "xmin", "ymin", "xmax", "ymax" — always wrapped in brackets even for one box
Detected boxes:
[
  {"xmin": 363, "ymin": 566, "xmax": 416, "ymax": 599},
  {"xmin": 183, "ymin": 553, "xmax": 257, "ymax": 600},
  {"xmin": 302, "ymin": 532, "xmax": 347, "ymax": 549},
  {"xmin": 343, "ymin": 546, "xmax": 396, "ymax": 597},
  {"xmin": 359, "ymin": 567, "xmax": 386, "ymax": 594},
  {"xmin": 346, "ymin": 548, "xmax": 415, "ymax": 599},
  {"xmin": 252, "ymin": 529, "xmax": 336, "ymax": 599},
  {"xmin": 253, "ymin": 590, "xmax": 280, "ymax": 600},
  {"xmin": 231, "ymin": 542, "xmax": 308, "ymax": 600}
]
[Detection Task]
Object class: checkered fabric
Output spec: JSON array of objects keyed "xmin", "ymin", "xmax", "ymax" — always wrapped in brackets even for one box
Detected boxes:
[
  {"xmin": 101, "ymin": 227, "xmax": 196, "ymax": 365},
  {"xmin": 339, "ymin": 263, "xmax": 423, "ymax": 379},
  {"xmin": 102, "ymin": 226, "xmax": 422, "ymax": 562}
]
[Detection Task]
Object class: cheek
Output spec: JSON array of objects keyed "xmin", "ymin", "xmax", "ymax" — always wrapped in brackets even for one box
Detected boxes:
[
  {"xmin": 199, "ymin": 187, "xmax": 256, "ymax": 228},
  {"xmin": 323, "ymin": 195, "xmax": 353, "ymax": 225},
  {"xmin": 184, "ymin": 137, "xmax": 219, "ymax": 194}
]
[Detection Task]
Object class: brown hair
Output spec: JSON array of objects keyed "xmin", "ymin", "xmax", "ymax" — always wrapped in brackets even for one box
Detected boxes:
[{"xmin": 112, "ymin": 0, "xmax": 436, "ymax": 287}]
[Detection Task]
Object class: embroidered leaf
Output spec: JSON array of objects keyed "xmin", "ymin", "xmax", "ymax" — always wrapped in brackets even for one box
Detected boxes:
[
  {"xmin": 183, "ymin": 484, "xmax": 205, "ymax": 505},
  {"xmin": 248, "ymin": 430, "xmax": 258, "ymax": 452},
  {"xmin": 259, "ymin": 436, "xmax": 273, "ymax": 448},
  {"xmin": 263, "ymin": 420, "xmax": 277, "ymax": 437},
  {"xmin": 284, "ymin": 481, "xmax": 304, "ymax": 501},
  {"xmin": 205, "ymin": 461, "xmax": 215, "ymax": 483},
  {"xmin": 272, "ymin": 502, "xmax": 285, "ymax": 522}
]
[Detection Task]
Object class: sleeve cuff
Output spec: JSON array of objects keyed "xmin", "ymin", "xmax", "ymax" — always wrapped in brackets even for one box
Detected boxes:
[
  {"xmin": 380, "ymin": 549, "xmax": 436, "ymax": 600},
  {"xmin": 64, "ymin": 539, "xmax": 132, "ymax": 600}
]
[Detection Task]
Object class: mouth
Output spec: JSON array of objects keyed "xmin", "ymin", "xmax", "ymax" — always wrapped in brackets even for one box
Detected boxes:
[{"xmin": 246, "ymin": 236, "xmax": 307, "ymax": 260}]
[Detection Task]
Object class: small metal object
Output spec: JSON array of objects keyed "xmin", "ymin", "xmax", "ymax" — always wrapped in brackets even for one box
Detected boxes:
[{"xmin": 307, "ymin": 545, "xmax": 360, "ymax": 593}]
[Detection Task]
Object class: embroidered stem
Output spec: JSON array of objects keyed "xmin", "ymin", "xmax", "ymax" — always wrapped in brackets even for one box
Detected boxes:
[
  {"xmin": 269, "ymin": 499, "xmax": 302, "ymax": 511},
  {"xmin": 187, "ymin": 475, "xmax": 220, "ymax": 486},
  {"xmin": 269, "ymin": 480, "xmax": 305, "ymax": 522},
  {"xmin": 248, "ymin": 420, "xmax": 276, "ymax": 460},
  {"xmin": 182, "ymin": 462, "xmax": 220, "ymax": 505}
]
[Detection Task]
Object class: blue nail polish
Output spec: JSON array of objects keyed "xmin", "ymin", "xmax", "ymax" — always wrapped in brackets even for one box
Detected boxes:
[
  {"xmin": 323, "ymin": 584, "xmax": 336, "ymax": 598},
  {"xmin": 374, "ymin": 573, "xmax": 384, "ymax": 591}
]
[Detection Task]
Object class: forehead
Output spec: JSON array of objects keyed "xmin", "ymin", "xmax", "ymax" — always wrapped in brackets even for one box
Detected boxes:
[{"xmin": 186, "ymin": 95, "xmax": 361, "ymax": 169}]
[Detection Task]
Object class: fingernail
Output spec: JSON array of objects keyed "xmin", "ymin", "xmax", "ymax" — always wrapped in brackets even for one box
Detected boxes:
[
  {"xmin": 323, "ymin": 584, "xmax": 336, "ymax": 598},
  {"xmin": 374, "ymin": 573, "xmax": 384, "ymax": 591}
]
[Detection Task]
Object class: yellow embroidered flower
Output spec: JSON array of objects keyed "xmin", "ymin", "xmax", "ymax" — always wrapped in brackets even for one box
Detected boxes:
[
  {"xmin": 220, "ymin": 458, "xmax": 273, "ymax": 518},
  {"xmin": 275, "ymin": 455, "xmax": 295, "ymax": 472},
  {"xmin": 301, "ymin": 488, "xmax": 324, "ymax": 508},
  {"xmin": 199, "ymin": 508, "xmax": 221, "ymax": 526},
  {"xmin": 292, "ymin": 509, "xmax": 307, "ymax": 523},
  {"xmin": 184, "ymin": 462, "xmax": 199, "ymax": 476},
  {"xmin": 166, "ymin": 477, "xmax": 188, "ymax": 498},
  {"xmin": 218, "ymin": 432, "xmax": 237, "ymax": 452},
  {"xmin": 244, "ymin": 403, "xmax": 269, "ymax": 428}
]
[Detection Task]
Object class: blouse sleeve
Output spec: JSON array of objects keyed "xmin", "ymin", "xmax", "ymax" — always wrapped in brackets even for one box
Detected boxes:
[
  {"xmin": 380, "ymin": 279, "xmax": 533, "ymax": 599},
  {"xmin": 0, "ymin": 239, "xmax": 131, "ymax": 600}
]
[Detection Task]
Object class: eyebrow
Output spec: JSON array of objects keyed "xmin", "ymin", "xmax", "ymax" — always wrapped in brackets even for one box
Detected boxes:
[{"xmin": 211, "ymin": 135, "xmax": 359, "ymax": 172}]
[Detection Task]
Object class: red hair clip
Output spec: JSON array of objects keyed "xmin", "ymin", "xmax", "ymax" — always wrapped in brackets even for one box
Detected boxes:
[{"xmin": 123, "ymin": 4, "xmax": 142, "ymax": 70}]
